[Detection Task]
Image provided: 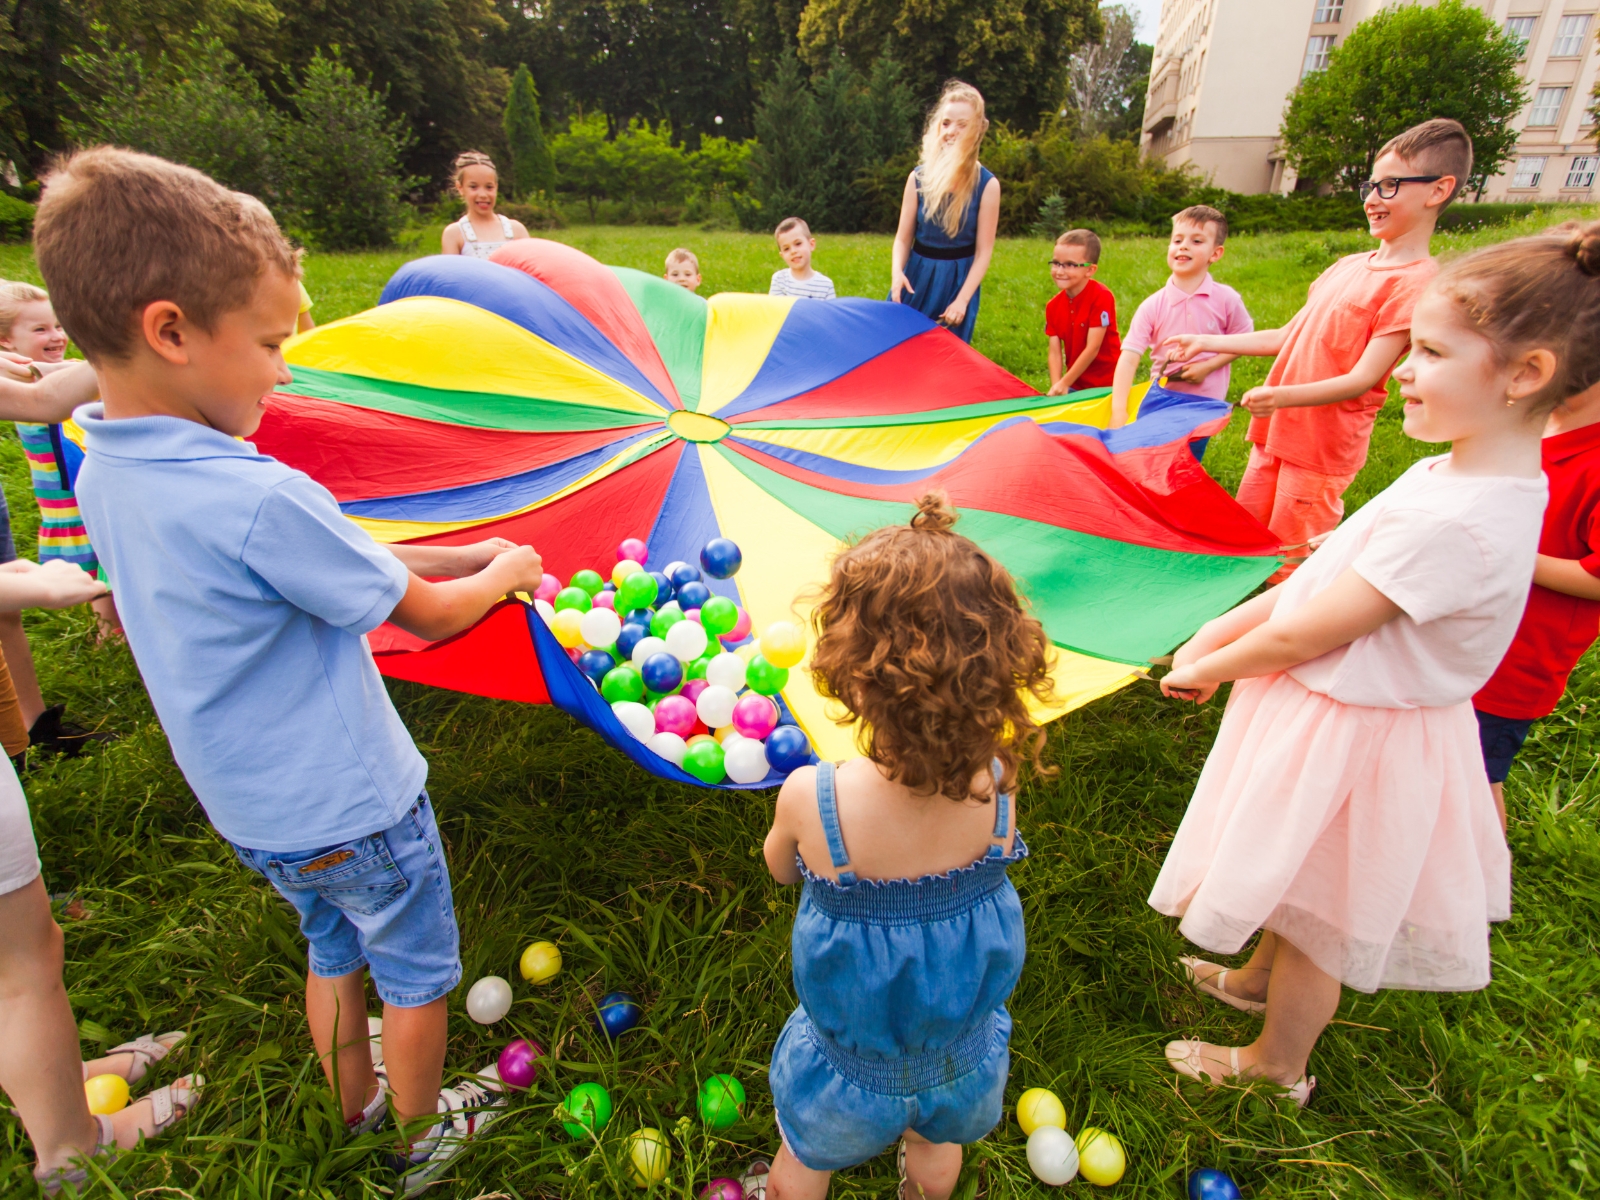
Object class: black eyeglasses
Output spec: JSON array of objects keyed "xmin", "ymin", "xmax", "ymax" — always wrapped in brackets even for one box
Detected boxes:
[
  {"xmin": 1048, "ymin": 260, "xmax": 1092, "ymax": 269},
  {"xmin": 1358, "ymin": 175, "xmax": 1442, "ymax": 200}
]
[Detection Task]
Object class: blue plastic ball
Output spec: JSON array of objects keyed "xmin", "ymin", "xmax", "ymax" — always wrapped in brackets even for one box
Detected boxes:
[
  {"xmin": 616, "ymin": 623, "xmax": 650, "ymax": 662},
  {"xmin": 1187, "ymin": 1169, "xmax": 1242, "ymax": 1200},
  {"xmin": 765, "ymin": 724, "xmax": 812, "ymax": 773},
  {"xmin": 577, "ymin": 649, "xmax": 615, "ymax": 684},
  {"xmin": 602, "ymin": 581, "xmax": 616, "ymax": 592},
  {"xmin": 594, "ymin": 991, "xmax": 642, "ymax": 1039},
  {"xmin": 640, "ymin": 652, "xmax": 684, "ymax": 695},
  {"xmin": 700, "ymin": 538, "xmax": 743, "ymax": 579},
  {"xmin": 676, "ymin": 579, "xmax": 712, "ymax": 610},
  {"xmin": 664, "ymin": 560, "xmax": 702, "ymax": 589},
  {"xmin": 624, "ymin": 608, "xmax": 654, "ymax": 627},
  {"xmin": 649, "ymin": 571, "xmax": 674, "ymax": 606}
]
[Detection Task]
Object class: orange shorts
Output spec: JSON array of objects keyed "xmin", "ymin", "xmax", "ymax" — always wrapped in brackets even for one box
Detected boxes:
[{"xmin": 1236, "ymin": 445, "xmax": 1358, "ymax": 582}]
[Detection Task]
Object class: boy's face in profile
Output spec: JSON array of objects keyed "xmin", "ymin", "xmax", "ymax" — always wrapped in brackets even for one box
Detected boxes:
[
  {"xmin": 1363, "ymin": 150, "xmax": 1453, "ymax": 241},
  {"xmin": 776, "ymin": 229, "xmax": 815, "ymax": 273},
  {"xmin": 1049, "ymin": 243, "xmax": 1096, "ymax": 297},
  {"xmin": 1167, "ymin": 221, "xmax": 1224, "ymax": 278},
  {"xmin": 665, "ymin": 262, "xmax": 701, "ymax": 291}
]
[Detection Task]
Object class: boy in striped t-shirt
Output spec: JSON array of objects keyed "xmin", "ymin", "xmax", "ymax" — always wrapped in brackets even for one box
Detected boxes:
[{"xmin": 769, "ymin": 217, "xmax": 836, "ymax": 299}]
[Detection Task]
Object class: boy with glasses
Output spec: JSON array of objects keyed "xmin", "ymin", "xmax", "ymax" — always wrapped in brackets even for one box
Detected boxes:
[
  {"xmin": 1162, "ymin": 118, "xmax": 1470, "ymax": 578},
  {"xmin": 1045, "ymin": 229, "xmax": 1121, "ymax": 395}
]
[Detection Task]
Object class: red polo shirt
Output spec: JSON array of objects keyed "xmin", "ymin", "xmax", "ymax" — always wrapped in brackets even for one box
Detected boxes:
[
  {"xmin": 1045, "ymin": 279, "xmax": 1121, "ymax": 388},
  {"xmin": 1475, "ymin": 419, "xmax": 1600, "ymax": 720}
]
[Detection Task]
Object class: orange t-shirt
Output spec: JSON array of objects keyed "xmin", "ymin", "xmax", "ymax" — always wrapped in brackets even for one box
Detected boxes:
[{"xmin": 1248, "ymin": 251, "xmax": 1437, "ymax": 476}]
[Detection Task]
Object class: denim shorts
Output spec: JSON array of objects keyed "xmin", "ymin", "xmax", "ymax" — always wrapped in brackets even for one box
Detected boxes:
[
  {"xmin": 1475, "ymin": 709, "xmax": 1535, "ymax": 785},
  {"xmin": 0, "ymin": 491, "xmax": 16, "ymax": 564},
  {"xmin": 770, "ymin": 1007, "xmax": 1012, "ymax": 1171},
  {"xmin": 230, "ymin": 794, "xmax": 461, "ymax": 1006}
]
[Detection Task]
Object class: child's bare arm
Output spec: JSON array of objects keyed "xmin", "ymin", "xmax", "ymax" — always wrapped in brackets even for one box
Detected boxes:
[
  {"xmin": 1047, "ymin": 336, "xmax": 1064, "ymax": 391},
  {"xmin": 389, "ymin": 538, "xmax": 519, "ymax": 579},
  {"xmin": 1240, "ymin": 331, "xmax": 1410, "ymax": 417},
  {"xmin": 1162, "ymin": 327, "xmax": 1287, "ymax": 361},
  {"xmin": 388, "ymin": 544, "xmax": 544, "ymax": 641},
  {"xmin": 1533, "ymin": 555, "xmax": 1600, "ymax": 601},
  {"xmin": 1049, "ymin": 327, "xmax": 1105, "ymax": 396},
  {"xmin": 763, "ymin": 768, "xmax": 810, "ymax": 885},
  {"xmin": 1167, "ymin": 351, "xmax": 1239, "ymax": 383},
  {"xmin": 1109, "ymin": 348, "xmax": 1141, "ymax": 428},
  {"xmin": 0, "ymin": 362, "xmax": 98, "ymax": 422}
]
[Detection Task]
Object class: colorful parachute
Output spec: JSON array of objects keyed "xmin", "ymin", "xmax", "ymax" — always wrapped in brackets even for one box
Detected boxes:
[{"xmin": 254, "ymin": 239, "xmax": 1280, "ymax": 786}]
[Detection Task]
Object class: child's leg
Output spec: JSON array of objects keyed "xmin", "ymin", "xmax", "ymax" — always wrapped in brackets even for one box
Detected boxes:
[
  {"xmin": 381, "ymin": 997, "xmax": 448, "ymax": 1139},
  {"xmin": 1234, "ymin": 445, "xmax": 1280, "ymax": 529},
  {"xmin": 1248, "ymin": 934, "xmax": 1340, "ymax": 1084},
  {"xmin": 90, "ymin": 593, "xmax": 122, "ymax": 641},
  {"xmin": 768, "ymin": 1142, "xmax": 830, "ymax": 1200},
  {"xmin": 306, "ymin": 967, "xmax": 379, "ymax": 1122},
  {"xmin": 901, "ymin": 1129, "xmax": 962, "ymax": 1200},
  {"xmin": 0, "ymin": 612, "xmax": 45, "ymax": 727}
]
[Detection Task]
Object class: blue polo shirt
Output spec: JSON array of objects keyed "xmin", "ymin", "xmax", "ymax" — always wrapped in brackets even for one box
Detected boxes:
[{"xmin": 74, "ymin": 404, "xmax": 426, "ymax": 852}]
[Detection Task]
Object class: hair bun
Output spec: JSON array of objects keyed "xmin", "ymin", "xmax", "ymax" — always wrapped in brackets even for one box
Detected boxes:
[
  {"xmin": 1567, "ymin": 220, "xmax": 1600, "ymax": 277},
  {"xmin": 910, "ymin": 492, "xmax": 958, "ymax": 532}
]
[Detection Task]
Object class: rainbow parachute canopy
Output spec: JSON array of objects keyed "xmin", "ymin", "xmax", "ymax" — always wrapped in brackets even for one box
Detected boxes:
[{"xmin": 256, "ymin": 239, "xmax": 1280, "ymax": 787}]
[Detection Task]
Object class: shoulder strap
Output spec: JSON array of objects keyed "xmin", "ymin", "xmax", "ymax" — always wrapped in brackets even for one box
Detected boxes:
[
  {"xmin": 498, "ymin": 214, "xmax": 515, "ymax": 237},
  {"xmin": 458, "ymin": 215, "xmax": 477, "ymax": 242},
  {"xmin": 987, "ymin": 757, "xmax": 1011, "ymax": 857},
  {"xmin": 815, "ymin": 762, "xmax": 857, "ymax": 884}
]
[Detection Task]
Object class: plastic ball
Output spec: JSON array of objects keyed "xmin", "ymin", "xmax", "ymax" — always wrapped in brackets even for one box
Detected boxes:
[
  {"xmin": 616, "ymin": 624, "xmax": 650, "ymax": 663},
  {"xmin": 592, "ymin": 590, "xmax": 616, "ymax": 610},
  {"xmin": 685, "ymin": 607, "xmax": 702, "ymax": 623},
  {"xmin": 578, "ymin": 649, "xmax": 616, "ymax": 685},
  {"xmin": 497, "ymin": 1037, "xmax": 543, "ymax": 1089},
  {"xmin": 715, "ymin": 727, "xmax": 745, "ymax": 746},
  {"xmin": 534, "ymin": 573, "xmax": 562, "ymax": 603},
  {"xmin": 647, "ymin": 731, "xmax": 688, "ymax": 765},
  {"xmin": 594, "ymin": 991, "xmax": 642, "ymax": 1038},
  {"xmin": 618, "ymin": 537, "xmax": 650, "ymax": 566},
  {"xmin": 619, "ymin": 570, "xmax": 659, "ymax": 611},
  {"xmin": 561, "ymin": 1081, "xmax": 613, "ymax": 1140},
  {"xmin": 84, "ymin": 1073, "xmax": 129, "ymax": 1115},
  {"xmin": 600, "ymin": 665, "xmax": 645, "ymax": 704},
  {"xmin": 613, "ymin": 701, "xmax": 655, "ymax": 742},
  {"xmin": 612, "ymin": 557, "xmax": 644, "ymax": 586},
  {"xmin": 630, "ymin": 636, "xmax": 669, "ymax": 667},
  {"xmin": 665, "ymin": 619, "xmax": 709, "ymax": 662},
  {"xmin": 744, "ymin": 655, "xmax": 789, "ymax": 696},
  {"xmin": 654, "ymin": 694, "xmax": 698, "ymax": 737},
  {"xmin": 685, "ymin": 654, "xmax": 712, "ymax": 681},
  {"xmin": 676, "ymin": 579, "xmax": 712, "ymax": 610},
  {"xmin": 1187, "ymin": 1168, "xmax": 1243, "ymax": 1200},
  {"xmin": 570, "ymin": 568, "xmax": 604, "ymax": 597},
  {"xmin": 705, "ymin": 651, "xmax": 748, "ymax": 691},
  {"xmin": 665, "ymin": 560, "xmax": 702, "ymax": 589},
  {"xmin": 732, "ymin": 693, "xmax": 779, "ymax": 740},
  {"xmin": 627, "ymin": 1127, "xmax": 671, "ymax": 1187},
  {"xmin": 765, "ymin": 724, "xmax": 812, "ymax": 772},
  {"xmin": 1027, "ymin": 1126, "xmax": 1080, "ymax": 1186},
  {"xmin": 649, "ymin": 571, "xmax": 674, "ymax": 606},
  {"xmin": 700, "ymin": 537, "xmax": 743, "ymax": 579},
  {"xmin": 701, "ymin": 1180, "xmax": 744, "ymax": 1200},
  {"xmin": 533, "ymin": 598, "xmax": 555, "ymax": 624},
  {"xmin": 697, "ymin": 1073, "xmax": 746, "ymax": 1130},
  {"xmin": 735, "ymin": 641, "xmax": 760, "ymax": 663},
  {"xmin": 550, "ymin": 607, "xmax": 586, "ymax": 649},
  {"xmin": 1017, "ymin": 1087, "xmax": 1067, "ymax": 1134},
  {"xmin": 1076, "ymin": 1128, "xmax": 1126, "ymax": 1187},
  {"xmin": 695, "ymin": 684, "xmax": 739, "ymax": 729},
  {"xmin": 699, "ymin": 595, "xmax": 740, "ymax": 637},
  {"xmin": 721, "ymin": 606, "xmax": 752, "ymax": 644},
  {"xmin": 682, "ymin": 738, "xmax": 727, "ymax": 784},
  {"xmin": 724, "ymin": 737, "xmax": 770, "ymax": 785},
  {"xmin": 759, "ymin": 621, "xmax": 806, "ymax": 669},
  {"xmin": 465, "ymin": 975, "xmax": 513, "ymax": 1024},
  {"xmin": 641, "ymin": 652, "xmax": 685, "ymax": 695},
  {"xmin": 681, "ymin": 678, "xmax": 710, "ymax": 705},
  {"xmin": 555, "ymin": 586, "xmax": 594, "ymax": 614},
  {"xmin": 520, "ymin": 940, "xmax": 562, "ymax": 983},
  {"xmin": 650, "ymin": 607, "xmax": 685, "ymax": 640},
  {"xmin": 579, "ymin": 607, "xmax": 622, "ymax": 649}
]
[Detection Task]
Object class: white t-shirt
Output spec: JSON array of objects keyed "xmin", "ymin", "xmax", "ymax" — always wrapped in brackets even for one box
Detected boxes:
[
  {"xmin": 769, "ymin": 268, "xmax": 836, "ymax": 300},
  {"xmin": 1275, "ymin": 456, "xmax": 1547, "ymax": 709}
]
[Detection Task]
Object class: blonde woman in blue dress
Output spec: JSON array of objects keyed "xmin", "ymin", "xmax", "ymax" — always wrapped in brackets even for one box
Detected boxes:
[{"xmin": 440, "ymin": 151, "xmax": 530, "ymax": 259}]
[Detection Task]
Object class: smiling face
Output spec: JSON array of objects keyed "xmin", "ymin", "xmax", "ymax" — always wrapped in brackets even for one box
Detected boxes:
[
  {"xmin": 2, "ymin": 299, "xmax": 68, "ymax": 362},
  {"xmin": 1050, "ymin": 241, "xmax": 1096, "ymax": 295},
  {"xmin": 938, "ymin": 99, "xmax": 978, "ymax": 150},
  {"xmin": 665, "ymin": 262, "xmax": 701, "ymax": 291},
  {"xmin": 457, "ymin": 164, "xmax": 499, "ymax": 215},
  {"xmin": 1364, "ymin": 150, "xmax": 1451, "ymax": 242},
  {"xmin": 183, "ymin": 268, "xmax": 302, "ymax": 437},
  {"xmin": 777, "ymin": 229, "xmax": 814, "ymax": 273},
  {"xmin": 1167, "ymin": 220, "xmax": 1224, "ymax": 280}
]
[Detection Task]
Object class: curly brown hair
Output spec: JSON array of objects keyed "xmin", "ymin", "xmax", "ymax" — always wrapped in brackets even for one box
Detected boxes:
[{"xmin": 808, "ymin": 494, "xmax": 1055, "ymax": 802}]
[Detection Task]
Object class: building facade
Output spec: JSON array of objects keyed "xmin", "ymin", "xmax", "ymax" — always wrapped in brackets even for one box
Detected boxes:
[{"xmin": 1140, "ymin": 0, "xmax": 1600, "ymax": 202}]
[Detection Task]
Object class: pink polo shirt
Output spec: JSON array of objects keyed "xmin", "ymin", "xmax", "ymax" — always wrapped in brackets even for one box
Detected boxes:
[{"xmin": 1123, "ymin": 274, "xmax": 1253, "ymax": 400}]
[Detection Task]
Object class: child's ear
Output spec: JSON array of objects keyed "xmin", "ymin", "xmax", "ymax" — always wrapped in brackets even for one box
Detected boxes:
[{"xmin": 1211, "ymin": 244, "xmax": 1226, "ymax": 263}]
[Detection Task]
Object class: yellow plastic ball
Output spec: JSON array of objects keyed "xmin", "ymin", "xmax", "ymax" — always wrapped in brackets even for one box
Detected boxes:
[
  {"xmin": 627, "ymin": 1127, "xmax": 671, "ymax": 1187},
  {"xmin": 758, "ymin": 621, "xmax": 805, "ymax": 669},
  {"xmin": 551, "ymin": 607, "xmax": 586, "ymax": 649},
  {"xmin": 713, "ymin": 725, "xmax": 738, "ymax": 744},
  {"xmin": 1076, "ymin": 1127, "xmax": 1126, "ymax": 1187},
  {"xmin": 85, "ymin": 1073, "xmax": 129, "ymax": 1115},
  {"xmin": 519, "ymin": 940, "xmax": 562, "ymax": 984},
  {"xmin": 1016, "ymin": 1086, "xmax": 1066, "ymax": 1134},
  {"xmin": 612, "ymin": 559, "xmax": 644, "ymax": 586}
]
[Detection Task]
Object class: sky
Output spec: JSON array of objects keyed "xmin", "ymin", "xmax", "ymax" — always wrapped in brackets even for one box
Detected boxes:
[{"xmin": 1126, "ymin": 0, "xmax": 1162, "ymax": 41}]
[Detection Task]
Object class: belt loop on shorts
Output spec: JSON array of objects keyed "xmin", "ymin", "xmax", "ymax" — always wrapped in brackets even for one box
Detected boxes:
[{"xmin": 802, "ymin": 1012, "xmax": 997, "ymax": 1096}]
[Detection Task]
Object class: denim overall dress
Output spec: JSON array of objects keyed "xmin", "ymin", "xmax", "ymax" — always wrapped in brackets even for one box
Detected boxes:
[
  {"xmin": 769, "ymin": 760, "xmax": 1027, "ymax": 1169},
  {"xmin": 894, "ymin": 165, "xmax": 995, "ymax": 343}
]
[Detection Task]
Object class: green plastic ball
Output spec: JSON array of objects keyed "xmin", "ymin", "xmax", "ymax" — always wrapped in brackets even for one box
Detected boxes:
[
  {"xmin": 570, "ymin": 569, "xmax": 604, "ymax": 597},
  {"xmin": 697, "ymin": 1073, "xmax": 745, "ymax": 1130},
  {"xmin": 685, "ymin": 651, "xmax": 715, "ymax": 681},
  {"xmin": 554, "ymin": 586, "xmax": 593, "ymax": 613},
  {"xmin": 682, "ymin": 739, "xmax": 726, "ymax": 784},
  {"xmin": 650, "ymin": 607, "xmax": 686, "ymax": 639},
  {"xmin": 600, "ymin": 665, "xmax": 645, "ymax": 704},
  {"xmin": 618, "ymin": 571, "xmax": 659, "ymax": 611},
  {"xmin": 745, "ymin": 654, "xmax": 789, "ymax": 696},
  {"xmin": 698, "ymin": 595, "xmax": 739, "ymax": 637},
  {"xmin": 560, "ymin": 1081, "xmax": 613, "ymax": 1140}
]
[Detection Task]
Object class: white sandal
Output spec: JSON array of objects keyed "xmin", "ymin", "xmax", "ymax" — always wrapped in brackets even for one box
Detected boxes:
[
  {"xmin": 1178, "ymin": 957, "xmax": 1267, "ymax": 1015},
  {"xmin": 84, "ymin": 1030, "xmax": 187, "ymax": 1084},
  {"xmin": 1165, "ymin": 1040, "xmax": 1315, "ymax": 1109},
  {"xmin": 140, "ymin": 1073, "xmax": 203, "ymax": 1137},
  {"xmin": 34, "ymin": 1114, "xmax": 115, "ymax": 1195}
]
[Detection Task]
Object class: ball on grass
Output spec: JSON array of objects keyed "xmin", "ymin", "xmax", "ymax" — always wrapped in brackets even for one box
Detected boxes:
[
  {"xmin": 1187, "ymin": 1168, "xmax": 1242, "ymax": 1200},
  {"xmin": 497, "ymin": 1037, "xmax": 543, "ymax": 1089},
  {"xmin": 697, "ymin": 1073, "xmax": 746, "ymax": 1129},
  {"xmin": 1017, "ymin": 1086, "xmax": 1066, "ymax": 1134},
  {"xmin": 84, "ymin": 1074, "xmax": 129, "ymax": 1115},
  {"xmin": 627, "ymin": 1127, "xmax": 671, "ymax": 1187},
  {"xmin": 519, "ymin": 940, "xmax": 562, "ymax": 983},
  {"xmin": 561, "ymin": 1081, "xmax": 613, "ymax": 1140},
  {"xmin": 700, "ymin": 1179, "xmax": 744, "ymax": 1200},
  {"xmin": 594, "ymin": 991, "xmax": 642, "ymax": 1038},
  {"xmin": 1076, "ymin": 1127, "xmax": 1126, "ymax": 1186},
  {"xmin": 465, "ymin": 975, "xmax": 513, "ymax": 1024},
  {"xmin": 1026, "ymin": 1126, "xmax": 1079, "ymax": 1186}
]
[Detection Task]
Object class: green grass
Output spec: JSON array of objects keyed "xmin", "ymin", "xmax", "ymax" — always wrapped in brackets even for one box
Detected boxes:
[{"xmin": 2, "ymin": 211, "xmax": 1600, "ymax": 1198}]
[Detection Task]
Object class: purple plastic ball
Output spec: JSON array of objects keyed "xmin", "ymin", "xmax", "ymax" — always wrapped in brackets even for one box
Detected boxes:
[
  {"xmin": 497, "ymin": 1037, "xmax": 543, "ymax": 1089},
  {"xmin": 700, "ymin": 1180, "xmax": 744, "ymax": 1200}
]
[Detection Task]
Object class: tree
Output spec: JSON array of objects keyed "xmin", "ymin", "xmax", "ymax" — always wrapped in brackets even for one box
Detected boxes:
[
  {"xmin": 1280, "ymin": 0, "xmax": 1525, "ymax": 196},
  {"xmin": 503, "ymin": 64, "xmax": 557, "ymax": 199},
  {"xmin": 863, "ymin": 44, "xmax": 920, "ymax": 161},
  {"xmin": 750, "ymin": 49, "xmax": 824, "ymax": 225},
  {"xmin": 1061, "ymin": 3, "xmax": 1150, "ymax": 141},
  {"xmin": 551, "ymin": 112, "xmax": 623, "ymax": 221}
]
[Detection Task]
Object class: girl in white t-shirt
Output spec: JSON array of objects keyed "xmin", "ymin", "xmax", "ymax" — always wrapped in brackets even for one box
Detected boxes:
[
  {"xmin": 1149, "ymin": 222, "xmax": 1600, "ymax": 1106},
  {"xmin": 440, "ymin": 151, "xmax": 529, "ymax": 260}
]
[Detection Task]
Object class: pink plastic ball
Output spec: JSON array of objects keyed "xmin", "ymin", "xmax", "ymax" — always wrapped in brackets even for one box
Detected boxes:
[
  {"xmin": 682, "ymin": 678, "xmax": 710, "ymax": 705},
  {"xmin": 593, "ymin": 590, "xmax": 616, "ymax": 610},
  {"xmin": 654, "ymin": 694, "xmax": 698, "ymax": 737},
  {"xmin": 534, "ymin": 573, "xmax": 561, "ymax": 603},
  {"xmin": 497, "ymin": 1038, "xmax": 543, "ymax": 1089},
  {"xmin": 732, "ymin": 693, "xmax": 779, "ymax": 739},
  {"xmin": 686, "ymin": 608, "xmax": 702, "ymax": 623},
  {"xmin": 720, "ymin": 606, "xmax": 752, "ymax": 645},
  {"xmin": 566, "ymin": 647, "xmax": 582, "ymax": 662},
  {"xmin": 618, "ymin": 538, "xmax": 649, "ymax": 566},
  {"xmin": 700, "ymin": 1181, "xmax": 743, "ymax": 1200}
]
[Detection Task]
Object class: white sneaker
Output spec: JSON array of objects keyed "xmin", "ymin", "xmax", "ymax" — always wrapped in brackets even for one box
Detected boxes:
[{"xmin": 394, "ymin": 1071, "xmax": 507, "ymax": 1196}]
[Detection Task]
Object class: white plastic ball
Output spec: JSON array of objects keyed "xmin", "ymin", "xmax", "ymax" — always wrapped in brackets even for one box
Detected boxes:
[
  {"xmin": 657, "ymin": 600, "xmax": 683, "ymax": 620},
  {"xmin": 724, "ymin": 737, "xmax": 770, "ymax": 784},
  {"xmin": 579, "ymin": 607, "xmax": 622, "ymax": 649},
  {"xmin": 647, "ymin": 731, "xmax": 687, "ymax": 765},
  {"xmin": 664, "ymin": 619, "xmax": 709, "ymax": 662},
  {"xmin": 1026, "ymin": 1126, "xmax": 1079, "ymax": 1186},
  {"xmin": 465, "ymin": 975, "xmax": 513, "ymax": 1024},
  {"xmin": 705, "ymin": 651, "xmax": 748, "ymax": 691},
  {"xmin": 612, "ymin": 701, "xmax": 655, "ymax": 742},
  {"xmin": 534, "ymin": 598, "xmax": 555, "ymax": 624},
  {"xmin": 631, "ymin": 636, "xmax": 669, "ymax": 667},
  {"xmin": 696, "ymin": 684, "xmax": 739, "ymax": 729}
]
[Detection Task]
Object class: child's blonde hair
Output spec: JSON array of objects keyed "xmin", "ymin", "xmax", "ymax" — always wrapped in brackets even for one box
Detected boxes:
[
  {"xmin": 918, "ymin": 81, "xmax": 988, "ymax": 239},
  {"xmin": 33, "ymin": 147, "xmax": 300, "ymax": 363},
  {"xmin": 0, "ymin": 281, "xmax": 49, "ymax": 341},
  {"xmin": 452, "ymin": 150, "xmax": 497, "ymax": 187},
  {"xmin": 774, "ymin": 217, "xmax": 811, "ymax": 240},
  {"xmin": 666, "ymin": 247, "xmax": 699, "ymax": 271}
]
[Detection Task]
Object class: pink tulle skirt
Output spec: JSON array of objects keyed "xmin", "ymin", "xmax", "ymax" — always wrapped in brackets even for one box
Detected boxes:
[{"xmin": 1147, "ymin": 672, "xmax": 1511, "ymax": 993}]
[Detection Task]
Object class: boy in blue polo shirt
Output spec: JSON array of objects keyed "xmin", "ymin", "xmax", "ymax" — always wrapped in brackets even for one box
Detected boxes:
[{"xmin": 35, "ymin": 147, "xmax": 545, "ymax": 1195}]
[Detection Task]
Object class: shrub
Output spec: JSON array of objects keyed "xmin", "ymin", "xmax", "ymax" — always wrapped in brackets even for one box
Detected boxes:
[
  {"xmin": 0, "ymin": 191, "xmax": 34, "ymax": 242},
  {"xmin": 496, "ymin": 200, "xmax": 564, "ymax": 230},
  {"xmin": 504, "ymin": 63, "xmax": 557, "ymax": 201}
]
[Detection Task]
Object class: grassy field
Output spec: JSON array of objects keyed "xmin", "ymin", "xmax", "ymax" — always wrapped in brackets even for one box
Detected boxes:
[{"xmin": 2, "ymin": 210, "xmax": 1599, "ymax": 1199}]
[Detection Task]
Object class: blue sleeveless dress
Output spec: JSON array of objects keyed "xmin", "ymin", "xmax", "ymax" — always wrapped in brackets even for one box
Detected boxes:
[
  {"xmin": 894, "ymin": 165, "xmax": 996, "ymax": 344},
  {"xmin": 769, "ymin": 760, "xmax": 1027, "ymax": 1170}
]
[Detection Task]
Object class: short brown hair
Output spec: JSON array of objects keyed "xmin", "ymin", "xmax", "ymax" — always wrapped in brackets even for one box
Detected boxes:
[
  {"xmin": 665, "ymin": 247, "xmax": 699, "ymax": 271},
  {"xmin": 1173, "ymin": 204, "xmax": 1227, "ymax": 244},
  {"xmin": 1056, "ymin": 229, "xmax": 1101, "ymax": 263},
  {"xmin": 34, "ymin": 148, "xmax": 299, "ymax": 363},
  {"xmin": 808, "ymin": 494, "xmax": 1055, "ymax": 802},
  {"xmin": 1377, "ymin": 118, "xmax": 1474, "ymax": 206},
  {"xmin": 775, "ymin": 216, "xmax": 812, "ymax": 239}
]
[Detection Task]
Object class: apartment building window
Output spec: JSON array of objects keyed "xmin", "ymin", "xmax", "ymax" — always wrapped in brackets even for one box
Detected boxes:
[
  {"xmin": 1513, "ymin": 156, "xmax": 1548, "ymax": 188},
  {"xmin": 1528, "ymin": 86, "xmax": 1568, "ymax": 126},
  {"xmin": 1567, "ymin": 155, "xmax": 1598, "ymax": 188},
  {"xmin": 1312, "ymin": 0, "xmax": 1343, "ymax": 21},
  {"xmin": 1303, "ymin": 35, "xmax": 1335, "ymax": 77},
  {"xmin": 1504, "ymin": 15, "xmax": 1537, "ymax": 52},
  {"xmin": 1551, "ymin": 14, "xmax": 1591, "ymax": 57}
]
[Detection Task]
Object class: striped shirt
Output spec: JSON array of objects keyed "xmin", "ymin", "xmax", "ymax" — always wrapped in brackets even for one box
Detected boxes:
[
  {"xmin": 16, "ymin": 420, "xmax": 99, "ymax": 578},
  {"xmin": 769, "ymin": 268, "xmax": 836, "ymax": 300}
]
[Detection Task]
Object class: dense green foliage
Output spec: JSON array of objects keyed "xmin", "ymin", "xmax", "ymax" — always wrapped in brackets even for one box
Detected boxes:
[
  {"xmin": 0, "ymin": 191, "xmax": 35, "ymax": 241},
  {"xmin": 504, "ymin": 64, "xmax": 558, "ymax": 202},
  {"xmin": 1281, "ymin": 0, "xmax": 1526, "ymax": 196}
]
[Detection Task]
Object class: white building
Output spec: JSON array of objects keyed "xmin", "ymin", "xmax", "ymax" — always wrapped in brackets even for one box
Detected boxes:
[{"xmin": 1140, "ymin": 0, "xmax": 1600, "ymax": 201}]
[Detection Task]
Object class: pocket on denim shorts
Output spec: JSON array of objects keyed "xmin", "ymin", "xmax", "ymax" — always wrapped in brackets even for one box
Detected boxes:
[{"xmin": 260, "ymin": 833, "xmax": 409, "ymax": 917}]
